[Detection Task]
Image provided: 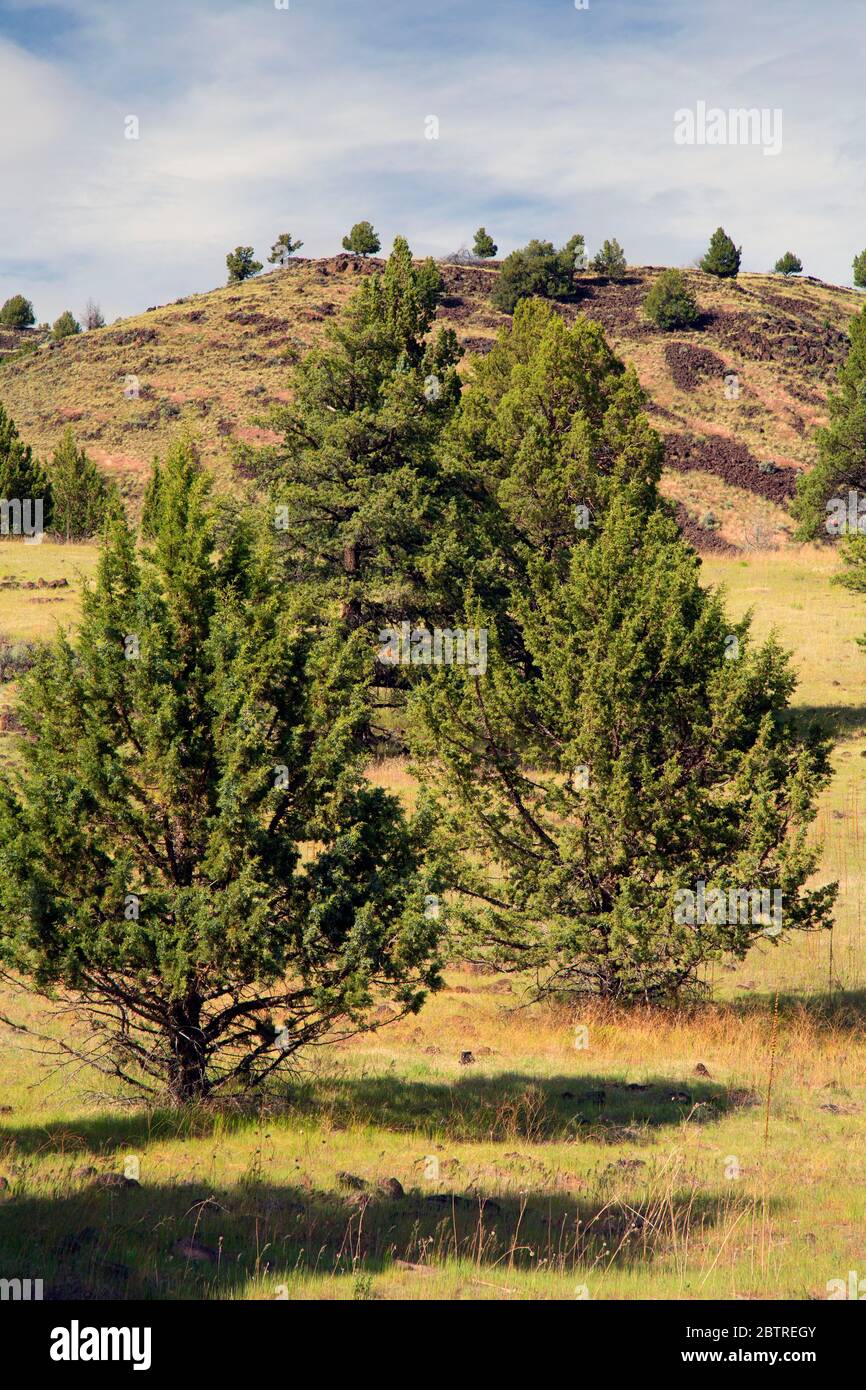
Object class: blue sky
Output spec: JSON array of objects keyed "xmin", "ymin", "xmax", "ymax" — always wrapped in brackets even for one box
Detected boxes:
[{"xmin": 0, "ymin": 0, "xmax": 864, "ymax": 322}]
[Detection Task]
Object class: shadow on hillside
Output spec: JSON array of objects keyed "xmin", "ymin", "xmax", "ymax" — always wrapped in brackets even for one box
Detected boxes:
[
  {"xmin": 0, "ymin": 1170, "xmax": 770, "ymax": 1299},
  {"xmin": 0, "ymin": 1073, "xmax": 732, "ymax": 1157},
  {"xmin": 730, "ymin": 988, "xmax": 866, "ymax": 1034}
]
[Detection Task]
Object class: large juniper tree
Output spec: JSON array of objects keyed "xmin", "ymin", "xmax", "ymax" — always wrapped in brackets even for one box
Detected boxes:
[
  {"xmin": 411, "ymin": 312, "xmax": 835, "ymax": 1000},
  {"xmin": 0, "ymin": 403, "xmax": 52, "ymax": 529},
  {"xmin": 0, "ymin": 442, "xmax": 441, "ymax": 1101}
]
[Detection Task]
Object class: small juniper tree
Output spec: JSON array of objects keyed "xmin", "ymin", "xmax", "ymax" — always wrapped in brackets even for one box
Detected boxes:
[
  {"xmin": 268, "ymin": 233, "xmax": 304, "ymax": 266},
  {"xmin": 700, "ymin": 227, "xmax": 741, "ymax": 278},
  {"xmin": 0, "ymin": 442, "xmax": 442, "ymax": 1102},
  {"xmin": 643, "ymin": 269, "xmax": 699, "ymax": 330},
  {"xmin": 0, "ymin": 403, "xmax": 52, "ymax": 528},
  {"xmin": 491, "ymin": 235, "xmax": 585, "ymax": 312},
  {"xmin": 774, "ymin": 252, "xmax": 803, "ymax": 277},
  {"xmin": 590, "ymin": 238, "xmax": 627, "ymax": 281},
  {"xmin": 793, "ymin": 307, "xmax": 866, "ymax": 538},
  {"xmin": 341, "ymin": 221, "xmax": 381, "ymax": 257},
  {"xmin": 853, "ymin": 249, "xmax": 866, "ymax": 289},
  {"xmin": 472, "ymin": 227, "xmax": 497, "ymax": 259},
  {"xmin": 52, "ymin": 310, "xmax": 81, "ymax": 341},
  {"xmin": 0, "ymin": 296, "xmax": 35, "ymax": 329},
  {"xmin": 48, "ymin": 427, "xmax": 112, "ymax": 540},
  {"xmin": 411, "ymin": 494, "xmax": 835, "ymax": 1001},
  {"xmin": 226, "ymin": 246, "xmax": 263, "ymax": 284}
]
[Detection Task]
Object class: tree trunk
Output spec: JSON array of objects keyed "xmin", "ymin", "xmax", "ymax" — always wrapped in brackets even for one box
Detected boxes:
[{"xmin": 166, "ymin": 996, "xmax": 207, "ymax": 1104}]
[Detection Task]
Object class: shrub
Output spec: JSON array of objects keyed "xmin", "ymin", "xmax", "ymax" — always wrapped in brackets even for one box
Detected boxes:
[{"xmin": 643, "ymin": 269, "xmax": 699, "ymax": 330}]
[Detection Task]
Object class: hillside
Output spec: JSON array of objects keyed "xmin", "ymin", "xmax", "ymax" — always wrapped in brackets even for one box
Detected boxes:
[{"xmin": 0, "ymin": 257, "xmax": 861, "ymax": 550}]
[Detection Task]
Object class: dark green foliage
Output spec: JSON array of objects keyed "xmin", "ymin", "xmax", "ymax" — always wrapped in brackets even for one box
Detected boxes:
[
  {"xmin": 472, "ymin": 227, "xmax": 497, "ymax": 259},
  {"xmin": 643, "ymin": 269, "xmax": 699, "ymax": 330},
  {"xmin": 0, "ymin": 403, "xmax": 52, "ymax": 528},
  {"xmin": 226, "ymin": 246, "xmax": 263, "ymax": 284},
  {"xmin": 52, "ymin": 310, "xmax": 81, "ymax": 341},
  {"xmin": 0, "ymin": 295, "xmax": 35, "ymax": 329},
  {"xmin": 411, "ymin": 492, "xmax": 835, "ymax": 1001},
  {"xmin": 341, "ymin": 222, "xmax": 381, "ymax": 257},
  {"xmin": 491, "ymin": 235, "xmax": 585, "ymax": 313},
  {"xmin": 268, "ymin": 233, "xmax": 303, "ymax": 266},
  {"xmin": 48, "ymin": 427, "xmax": 113, "ymax": 540},
  {"xmin": 265, "ymin": 237, "xmax": 477, "ymax": 636},
  {"xmin": 0, "ymin": 441, "xmax": 442, "ymax": 1101},
  {"xmin": 774, "ymin": 252, "xmax": 803, "ymax": 277},
  {"xmin": 700, "ymin": 228, "xmax": 741, "ymax": 278},
  {"xmin": 792, "ymin": 308, "xmax": 866, "ymax": 539},
  {"xmin": 853, "ymin": 249, "xmax": 866, "ymax": 289},
  {"xmin": 589, "ymin": 238, "xmax": 627, "ymax": 281}
]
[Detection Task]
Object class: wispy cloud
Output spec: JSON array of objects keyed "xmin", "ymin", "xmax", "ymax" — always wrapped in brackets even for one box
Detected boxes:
[{"xmin": 0, "ymin": 0, "xmax": 864, "ymax": 321}]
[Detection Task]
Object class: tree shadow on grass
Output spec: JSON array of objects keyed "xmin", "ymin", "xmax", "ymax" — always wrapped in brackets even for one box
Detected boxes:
[
  {"xmin": 0, "ymin": 1172, "xmax": 774, "ymax": 1300},
  {"xmin": 0, "ymin": 1073, "xmax": 735, "ymax": 1157}
]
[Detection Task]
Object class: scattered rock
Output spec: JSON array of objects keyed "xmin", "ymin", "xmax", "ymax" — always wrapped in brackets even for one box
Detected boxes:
[
  {"xmin": 459, "ymin": 1051, "xmax": 475, "ymax": 1066},
  {"xmin": 378, "ymin": 1177, "xmax": 405, "ymax": 1198},
  {"xmin": 669, "ymin": 1091, "xmax": 692, "ymax": 1105},
  {"xmin": 90, "ymin": 1172, "xmax": 140, "ymax": 1190},
  {"xmin": 71, "ymin": 1165, "xmax": 98, "ymax": 1181},
  {"xmin": 337, "ymin": 1171, "xmax": 367, "ymax": 1190},
  {"xmin": 694, "ymin": 1063, "xmax": 712, "ymax": 1078}
]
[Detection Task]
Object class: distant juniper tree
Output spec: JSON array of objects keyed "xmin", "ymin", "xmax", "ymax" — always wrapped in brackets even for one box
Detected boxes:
[
  {"xmin": 793, "ymin": 307, "xmax": 866, "ymax": 538},
  {"xmin": 0, "ymin": 404, "xmax": 52, "ymax": 527},
  {"xmin": 590, "ymin": 238, "xmax": 627, "ymax": 281},
  {"xmin": 0, "ymin": 296, "xmax": 35, "ymax": 329},
  {"xmin": 0, "ymin": 442, "xmax": 442, "ymax": 1102},
  {"xmin": 48, "ymin": 428, "xmax": 113, "ymax": 540},
  {"xmin": 226, "ymin": 246, "xmax": 263, "ymax": 284},
  {"xmin": 643, "ymin": 269, "xmax": 699, "ymax": 329},
  {"xmin": 52, "ymin": 310, "xmax": 81, "ymax": 341},
  {"xmin": 491, "ymin": 235, "xmax": 585, "ymax": 312},
  {"xmin": 774, "ymin": 252, "xmax": 803, "ymax": 277},
  {"xmin": 700, "ymin": 227, "xmax": 741, "ymax": 278},
  {"xmin": 268, "ymin": 233, "xmax": 304, "ymax": 266},
  {"xmin": 853, "ymin": 249, "xmax": 866, "ymax": 289},
  {"xmin": 472, "ymin": 227, "xmax": 497, "ymax": 259},
  {"xmin": 341, "ymin": 221, "xmax": 381, "ymax": 257}
]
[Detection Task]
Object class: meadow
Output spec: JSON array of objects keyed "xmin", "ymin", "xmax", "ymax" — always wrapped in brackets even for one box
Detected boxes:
[{"xmin": 0, "ymin": 537, "xmax": 864, "ymax": 1301}]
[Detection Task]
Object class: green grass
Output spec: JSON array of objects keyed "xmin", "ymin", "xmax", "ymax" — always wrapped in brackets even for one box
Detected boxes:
[{"xmin": 1, "ymin": 541, "xmax": 866, "ymax": 1300}]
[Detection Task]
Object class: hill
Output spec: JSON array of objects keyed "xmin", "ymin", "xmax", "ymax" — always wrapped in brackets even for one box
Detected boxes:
[{"xmin": 0, "ymin": 257, "xmax": 861, "ymax": 549}]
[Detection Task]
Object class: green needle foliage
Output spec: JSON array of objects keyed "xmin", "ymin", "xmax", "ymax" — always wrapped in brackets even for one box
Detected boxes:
[
  {"xmin": 643, "ymin": 269, "xmax": 700, "ymax": 330},
  {"xmin": 472, "ymin": 227, "xmax": 497, "ymax": 259},
  {"xmin": 49, "ymin": 427, "xmax": 113, "ymax": 540},
  {"xmin": 774, "ymin": 252, "xmax": 803, "ymax": 277},
  {"xmin": 342, "ymin": 221, "xmax": 381, "ymax": 257},
  {"xmin": 0, "ymin": 402, "xmax": 52, "ymax": 528},
  {"xmin": 792, "ymin": 308, "xmax": 866, "ymax": 538},
  {"xmin": 412, "ymin": 317, "xmax": 835, "ymax": 1000},
  {"xmin": 700, "ymin": 227, "xmax": 741, "ymax": 278},
  {"xmin": 589, "ymin": 238, "xmax": 627, "ymax": 281},
  {"xmin": 491, "ymin": 235, "xmax": 586, "ymax": 312},
  {"xmin": 226, "ymin": 246, "xmax": 263, "ymax": 284},
  {"xmin": 0, "ymin": 441, "xmax": 442, "ymax": 1101}
]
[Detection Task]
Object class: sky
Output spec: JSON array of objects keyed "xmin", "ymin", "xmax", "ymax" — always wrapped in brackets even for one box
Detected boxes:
[{"xmin": 0, "ymin": 0, "xmax": 864, "ymax": 324}]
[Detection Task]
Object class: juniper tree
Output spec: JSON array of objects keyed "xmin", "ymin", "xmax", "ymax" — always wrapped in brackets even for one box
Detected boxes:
[
  {"xmin": 472, "ymin": 227, "xmax": 497, "ymax": 259},
  {"xmin": 48, "ymin": 427, "xmax": 113, "ymax": 540},
  {"xmin": 52, "ymin": 310, "xmax": 81, "ymax": 340},
  {"xmin": 411, "ymin": 495, "xmax": 835, "ymax": 1001},
  {"xmin": 0, "ymin": 403, "xmax": 52, "ymax": 529},
  {"xmin": 853, "ymin": 250, "xmax": 866, "ymax": 290},
  {"xmin": 643, "ymin": 269, "xmax": 699, "ymax": 330},
  {"xmin": 491, "ymin": 235, "xmax": 585, "ymax": 312},
  {"xmin": 0, "ymin": 295, "xmax": 35, "ymax": 329},
  {"xmin": 700, "ymin": 227, "xmax": 741, "ymax": 278},
  {"xmin": 262, "ymin": 237, "xmax": 480, "ymax": 636},
  {"xmin": 342, "ymin": 222, "xmax": 381, "ymax": 257},
  {"xmin": 0, "ymin": 442, "xmax": 442, "ymax": 1102},
  {"xmin": 226, "ymin": 246, "xmax": 263, "ymax": 284},
  {"xmin": 268, "ymin": 233, "xmax": 303, "ymax": 266},
  {"xmin": 792, "ymin": 307, "xmax": 866, "ymax": 538},
  {"xmin": 589, "ymin": 238, "xmax": 627, "ymax": 281},
  {"xmin": 774, "ymin": 252, "xmax": 803, "ymax": 277}
]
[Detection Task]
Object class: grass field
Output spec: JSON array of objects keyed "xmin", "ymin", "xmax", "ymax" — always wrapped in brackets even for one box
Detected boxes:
[{"xmin": 1, "ymin": 539, "xmax": 865, "ymax": 1301}]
